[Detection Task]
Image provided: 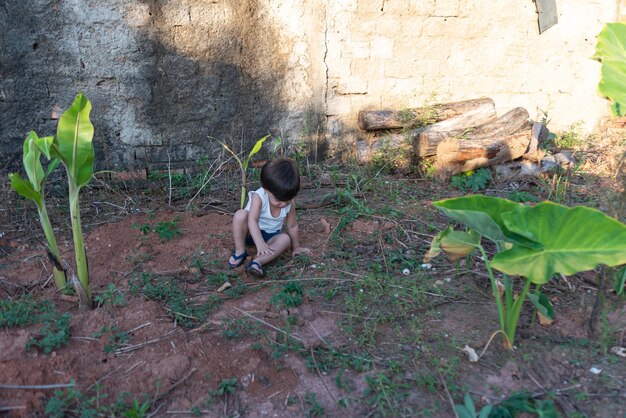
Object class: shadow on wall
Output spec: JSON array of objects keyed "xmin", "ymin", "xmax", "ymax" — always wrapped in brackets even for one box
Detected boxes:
[
  {"xmin": 0, "ymin": 0, "xmax": 295, "ymax": 172},
  {"xmin": 134, "ymin": 0, "xmax": 291, "ymax": 171}
]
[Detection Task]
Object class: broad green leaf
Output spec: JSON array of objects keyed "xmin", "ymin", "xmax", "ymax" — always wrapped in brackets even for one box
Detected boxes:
[
  {"xmin": 249, "ymin": 134, "xmax": 270, "ymax": 158},
  {"xmin": 45, "ymin": 158, "xmax": 61, "ymax": 178},
  {"xmin": 527, "ymin": 292, "xmax": 555, "ymax": 320},
  {"xmin": 424, "ymin": 227, "xmax": 445, "ymax": 262},
  {"xmin": 493, "ymin": 202, "xmax": 626, "ymax": 284},
  {"xmin": 9, "ymin": 173, "xmax": 42, "ymax": 207},
  {"xmin": 599, "ymin": 59, "xmax": 626, "ymax": 116},
  {"xmin": 243, "ymin": 134, "xmax": 270, "ymax": 171},
  {"xmin": 55, "ymin": 93, "xmax": 95, "ymax": 189},
  {"xmin": 442, "ymin": 229, "xmax": 479, "ymax": 261},
  {"xmin": 530, "ymin": 399, "xmax": 558, "ymax": 418},
  {"xmin": 463, "ymin": 393, "xmax": 477, "ymax": 416},
  {"xmin": 424, "ymin": 226, "xmax": 480, "ymax": 262},
  {"xmin": 433, "ymin": 195, "xmax": 542, "ymax": 248},
  {"xmin": 593, "ymin": 23, "xmax": 626, "ymax": 116},
  {"xmin": 454, "ymin": 405, "xmax": 474, "ymax": 418},
  {"xmin": 34, "ymin": 135, "xmax": 55, "ymax": 160},
  {"xmin": 23, "ymin": 132, "xmax": 44, "ymax": 192},
  {"xmin": 478, "ymin": 405, "xmax": 493, "ymax": 418},
  {"xmin": 593, "ymin": 23, "xmax": 626, "ymax": 62}
]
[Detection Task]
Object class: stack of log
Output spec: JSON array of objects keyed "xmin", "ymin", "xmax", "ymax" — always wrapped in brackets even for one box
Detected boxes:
[{"xmin": 355, "ymin": 97, "xmax": 550, "ymax": 176}]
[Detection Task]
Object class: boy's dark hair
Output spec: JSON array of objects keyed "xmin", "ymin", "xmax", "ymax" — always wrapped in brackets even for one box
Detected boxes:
[{"xmin": 260, "ymin": 158, "xmax": 300, "ymax": 201}]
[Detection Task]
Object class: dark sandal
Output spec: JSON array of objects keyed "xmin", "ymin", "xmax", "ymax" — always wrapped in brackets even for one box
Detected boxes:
[
  {"xmin": 227, "ymin": 250, "xmax": 248, "ymax": 269},
  {"xmin": 245, "ymin": 260, "xmax": 265, "ymax": 278}
]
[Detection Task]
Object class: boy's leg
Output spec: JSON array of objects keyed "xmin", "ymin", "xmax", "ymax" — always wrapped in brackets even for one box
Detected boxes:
[
  {"xmin": 229, "ymin": 209, "xmax": 249, "ymax": 265},
  {"xmin": 249, "ymin": 233, "xmax": 291, "ymax": 272}
]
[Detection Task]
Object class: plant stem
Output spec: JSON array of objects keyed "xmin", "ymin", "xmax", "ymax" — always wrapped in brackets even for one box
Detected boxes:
[
  {"xmin": 504, "ymin": 278, "xmax": 532, "ymax": 349},
  {"xmin": 240, "ymin": 168, "xmax": 246, "ymax": 210},
  {"xmin": 69, "ymin": 184, "xmax": 91, "ymax": 302},
  {"xmin": 479, "ymin": 245, "xmax": 505, "ymax": 335},
  {"xmin": 38, "ymin": 203, "xmax": 66, "ymax": 289}
]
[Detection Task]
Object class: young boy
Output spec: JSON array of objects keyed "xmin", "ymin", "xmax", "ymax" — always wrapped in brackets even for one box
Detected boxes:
[{"xmin": 227, "ymin": 158, "xmax": 309, "ymax": 277}]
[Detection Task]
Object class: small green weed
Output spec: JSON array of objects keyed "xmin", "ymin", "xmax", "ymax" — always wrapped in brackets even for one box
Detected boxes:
[
  {"xmin": 270, "ymin": 281, "xmax": 304, "ymax": 309},
  {"xmin": 101, "ymin": 326, "xmax": 131, "ymax": 354},
  {"xmin": 304, "ymin": 392, "xmax": 325, "ymax": 417},
  {"xmin": 455, "ymin": 393, "xmax": 492, "ymax": 418},
  {"xmin": 490, "ymin": 391, "xmax": 558, "ymax": 418},
  {"xmin": 0, "ymin": 296, "xmax": 39, "ymax": 328},
  {"xmin": 27, "ymin": 311, "xmax": 71, "ymax": 353},
  {"xmin": 555, "ymin": 121, "xmax": 585, "ymax": 149},
  {"xmin": 154, "ymin": 216, "xmax": 182, "ymax": 241},
  {"xmin": 132, "ymin": 222, "xmax": 152, "ymax": 237},
  {"xmin": 46, "ymin": 383, "xmax": 152, "ymax": 418},
  {"xmin": 221, "ymin": 317, "xmax": 263, "ymax": 340},
  {"xmin": 130, "ymin": 272, "xmax": 219, "ymax": 328},
  {"xmin": 506, "ymin": 190, "xmax": 539, "ymax": 203},
  {"xmin": 0, "ymin": 297, "xmax": 71, "ymax": 353},
  {"xmin": 363, "ymin": 372, "xmax": 412, "ymax": 417},
  {"xmin": 216, "ymin": 378, "xmax": 237, "ymax": 396},
  {"xmin": 450, "ymin": 168, "xmax": 492, "ymax": 192},
  {"xmin": 131, "ymin": 216, "xmax": 182, "ymax": 241},
  {"xmin": 536, "ymin": 173, "xmax": 569, "ymax": 203},
  {"xmin": 94, "ymin": 283, "xmax": 125, "ymax": 307}
]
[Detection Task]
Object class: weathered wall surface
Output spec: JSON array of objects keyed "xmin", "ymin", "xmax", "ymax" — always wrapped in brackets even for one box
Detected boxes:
[
  {"xmin": 324, "ymin": 0, "xmax": 618, "ymax": 152},
  {"xmin": 0, "ymin": 0, "xmax": 325, "ymax": 172},
  {"xmin": 0, "ymin": 0, "xmax": 619, "ymax": 172}
]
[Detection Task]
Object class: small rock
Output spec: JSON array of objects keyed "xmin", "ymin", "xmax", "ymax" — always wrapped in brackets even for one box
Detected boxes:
[{"xmin": 589, "ymin": 367, "xmax": 602, "ymax": 375}]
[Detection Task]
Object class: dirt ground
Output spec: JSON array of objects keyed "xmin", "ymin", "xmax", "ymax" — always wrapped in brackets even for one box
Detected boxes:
[{"xmin": 1, "ymin": 145, "xmax": 625, "ymax": 417}]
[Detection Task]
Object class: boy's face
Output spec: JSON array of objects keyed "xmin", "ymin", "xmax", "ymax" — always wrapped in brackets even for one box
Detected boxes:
[{"xmin": 267, "ymin": 192, "xmax": 290, "ymax": 208}]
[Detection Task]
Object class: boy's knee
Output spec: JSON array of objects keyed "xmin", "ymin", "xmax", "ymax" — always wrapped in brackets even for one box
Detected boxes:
[
  {"xmin": 279, "ymin": 233, "xmax": 292, "ymax": 246},
  {"xmin": 233, "ymin": 209, "xmax": 248, "ymax": 223}
]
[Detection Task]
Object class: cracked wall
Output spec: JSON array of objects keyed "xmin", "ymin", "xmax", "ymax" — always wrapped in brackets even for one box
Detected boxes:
[
  {"xmin": 323, "ymin": 0, "xmax": 618, "ymax": 154},
  {"xmin": 0, "ymin": 0, "xmax": 619, "ymax": 171},
  {"xmin": 0, "ymin": 0, "xmax": 326, "ymax": 172}
]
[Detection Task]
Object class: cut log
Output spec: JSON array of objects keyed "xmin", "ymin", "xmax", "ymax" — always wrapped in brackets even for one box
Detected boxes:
[
  {"xmin": 415, "ymin": 106, "xmax": 529, "ymax": 158},
  {"xmin": 358, "ymin": 97, "xmax": 495, "ymax": 131},
  {"xmin": 355, "ymin": 133, "xmax": 410, "ymax": 163},
  {"xmin": 435, "ymin": 130, "xmax": 532, "ymax": 176},
  {"xmin": 522, "ymin": 122, "xmax": 549, "ymax": 162}
]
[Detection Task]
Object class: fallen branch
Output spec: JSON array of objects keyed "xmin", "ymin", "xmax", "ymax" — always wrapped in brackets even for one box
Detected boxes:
[
  {"xmin": 113, "ymin": 328, "xmax": 179, "ymax": 356},
  {"xmin": 0, "ymin": 383, "xmax": 74, "ymax": 390},
  {"xmin": 233, "ymin": 307, "xmax": 303, "ymax": 343}
]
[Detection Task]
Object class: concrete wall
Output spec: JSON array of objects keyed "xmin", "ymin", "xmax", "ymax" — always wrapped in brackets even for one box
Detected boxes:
[
  {"xmin": 0, "ymin": 0, "xmax": 619, "ymax": 172},
  {"xmin": 324, "ymin": 0, "xmax": 618, "ymax": 152}
]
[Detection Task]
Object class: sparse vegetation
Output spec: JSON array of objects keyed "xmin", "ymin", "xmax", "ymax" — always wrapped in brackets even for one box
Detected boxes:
[
  {"xmin": 450, "ymin": 168, "xmax": 492, "ymax": 192},
  {"xmin": 1, "ymin": 124, "xmax": 625, "ymax": 416}
]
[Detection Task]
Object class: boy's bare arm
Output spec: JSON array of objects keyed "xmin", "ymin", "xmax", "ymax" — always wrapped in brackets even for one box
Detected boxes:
[
  {"xmin": 247, "ymin": 195, "xmax": 273, "ymax": 255},
  {"xmin": 286, "ymin": 204, "xmax": 310, "ymax": 256}
]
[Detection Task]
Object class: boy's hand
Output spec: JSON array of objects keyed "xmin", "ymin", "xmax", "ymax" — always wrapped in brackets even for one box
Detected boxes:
[
  {"xmin": 257, "ymin": 245, "xmax": 275, "ymax": 257},
  {"xmin": 292, "ymin": 247, "xmax": 311, "ymax": 256}
]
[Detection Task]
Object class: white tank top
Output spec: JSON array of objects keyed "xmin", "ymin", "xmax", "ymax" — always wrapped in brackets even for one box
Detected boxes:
[{"xmin": 244, "ymin": 188, "xmax": 291, "ymax": 233}]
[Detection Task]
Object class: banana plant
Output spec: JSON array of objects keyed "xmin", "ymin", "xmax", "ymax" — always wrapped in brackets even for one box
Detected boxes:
[
  {"xmin": 221, "ymin": 134, "xmax": 270, "ymax": 209},
  {"xmin": 426, "ymin": 195, "xmax": 626, "ymax": 349},
  {"xmin": 51, "ymin": 93, "xmax": 95, "ymax": 306},
  {"xmin": 8, "ymin": 132, "xmax": 65, "ymax": 290}
]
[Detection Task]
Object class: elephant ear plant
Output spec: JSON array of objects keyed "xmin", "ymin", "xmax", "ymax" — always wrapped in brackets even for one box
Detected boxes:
[
  {"xmin": 9, "ymin": 132, "xmax": 65, "ymax": 290},
  {"xmin": 593, "ymin": 22, "xmax": 626, "ymax": 116},
  {"xmin": 425, "ymin": 195, "xmax": 626, "ymax": 350},
  {"xmin": 51, "ymin": 93, "xmax": 96, "ymax": 308}
]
